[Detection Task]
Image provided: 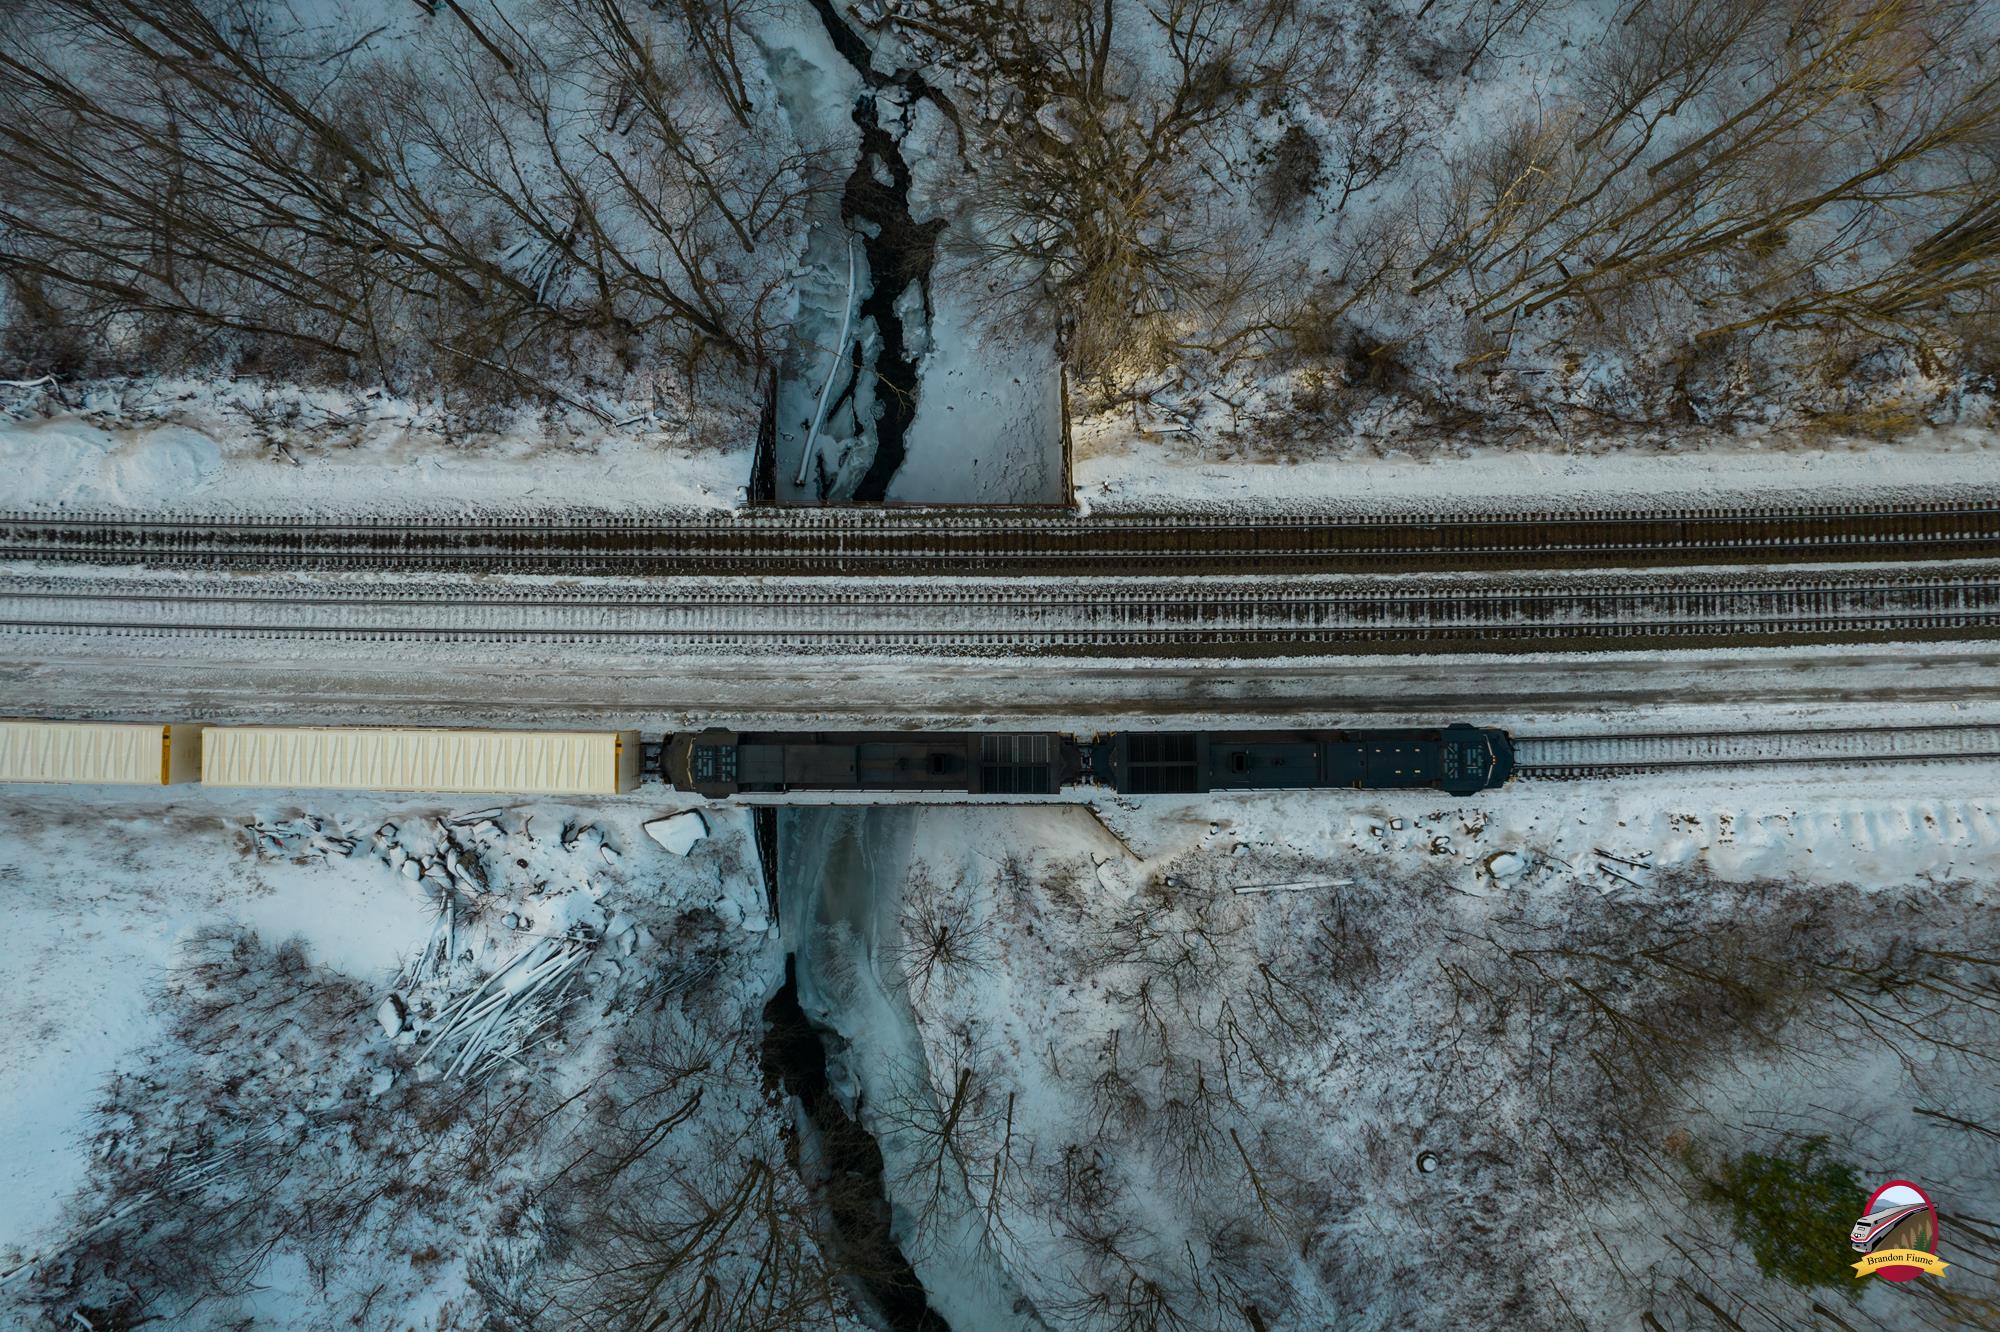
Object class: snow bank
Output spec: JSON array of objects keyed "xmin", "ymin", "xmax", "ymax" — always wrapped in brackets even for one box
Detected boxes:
[
  {"xmin": 887, "ymin": 266, "xmax": 1066, "ymax": 506},
  {"xmin": 0, "ymin": 784, "xmax": 785, "ymax": 1329},
  {"xmin": 1074, "ymin": 420, "xmax": 2000, "ymax": 514},
  {"xmin": 0, "ymin": 387, "xmax": 751, "ymax": 516},
  {"xmin": 644, "ymin": 810, "xmax": 709, "ymax": 856}
]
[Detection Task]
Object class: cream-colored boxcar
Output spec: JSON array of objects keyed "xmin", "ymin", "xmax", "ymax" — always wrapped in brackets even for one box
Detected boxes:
[
  {"xmin": 0, "ymin": 719, "xmax": 202, "ymax": 785},
  {"xmin": 200, "ymin": 726, "xmax": 641, "ymax": 795}
]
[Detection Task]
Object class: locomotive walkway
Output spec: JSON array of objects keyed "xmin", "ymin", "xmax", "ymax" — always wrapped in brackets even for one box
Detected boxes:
[{"xmin": 4, "ymin": 499, "xmax": 1999, "ymax": 576}]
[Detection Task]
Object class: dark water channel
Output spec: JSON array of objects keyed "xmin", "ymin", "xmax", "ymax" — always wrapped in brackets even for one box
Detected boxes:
[
  {"xmin": 759, "ymin": 807, "xmax": 949, "ymax": 1330},
  {"xmin": 762, "ymin": 961, "xmax": 947, "ymax": 1330},
  {"xmin": 803, "ymin": 0, "xmax": 950, "ymax": 501}
]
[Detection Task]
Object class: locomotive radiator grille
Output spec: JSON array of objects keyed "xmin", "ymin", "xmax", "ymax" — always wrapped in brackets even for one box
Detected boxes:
[{"xmin": 979, "ymin": 733, "xmax": 1055, "ymax": 795}]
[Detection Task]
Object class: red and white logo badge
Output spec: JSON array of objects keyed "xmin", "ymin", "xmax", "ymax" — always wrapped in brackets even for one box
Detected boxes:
[{"xmin": 1850, "ymin": 1180, "xmax": 1947, "ymax": 1282}]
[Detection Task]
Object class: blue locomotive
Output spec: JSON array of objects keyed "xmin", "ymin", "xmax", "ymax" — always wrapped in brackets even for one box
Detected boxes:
[{"xmin": 664, "ymin": 725, "xmax": 1512, "ymax": 799}]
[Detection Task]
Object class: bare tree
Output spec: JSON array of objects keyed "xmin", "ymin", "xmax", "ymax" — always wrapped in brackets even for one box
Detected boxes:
[
  {"xmin": 0, "ymin": 0, "xmax": 814, "ymax": 399},
  {"xmin": 1417, "ymin": 0, "xmax": 1572, "ymax": 77},
  {"xmin": 19, "ymin": 928, "xmax": 553, "ymax": 1327},
  {"xmin": 1413, "ymin": 0, "xmax": 2000, "ymax": 367},
  {"xmin": 490, "ymin": 984, "xmax": 861, "ymax": 1330},
  {"xmin": 894, "ymin": 864, "xmax": 996, "ymax": 1002},
  {"xmin": 909, "ymin": 0, "xmax": 1306, "ymax": 376}
]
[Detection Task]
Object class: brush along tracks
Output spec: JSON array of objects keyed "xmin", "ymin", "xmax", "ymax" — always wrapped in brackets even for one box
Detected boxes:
[
  {"xmin": 4, "ymin": 565, "xmax": 2000, "ymax": 655},
  {"xmin": 2, "ymin": 500, "xmax": 1998, "ymax": 576}
]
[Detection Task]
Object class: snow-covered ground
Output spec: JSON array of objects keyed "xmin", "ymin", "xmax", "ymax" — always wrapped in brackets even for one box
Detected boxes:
[
  {"xmin": 6, "ymin": 758, "xmax": 1997, "ymax": 1327},
  {"xmin": 14, "ymin": 371, "xmax": 2000, "ymax": 518},
  {"xmin": 0, "ymin": 784, "xmax": 834, "ymax": 1329},
  {"xmin": 853, "ymin": 0, "xmax": 2000, "ymax": 497},
  {"xmin": 0, "ymin": 381, "xmax": 752, "ymax": 516},
  {"xmin": 886, "ymin": 269, "xmax": 1065, "ymax": 506},
  {"xmin": 9, "ymin": 635, "xmax": 2000, "ymax": 737},
  {"xmin": 8, "ymin": 1, "xmax": 1999, "ymax": 517},
  {"xmin": 1073, "ymin": 421, "xmax": 2000, "ymax": 514},
  {"xmin": 828, "ymin": 767, "xmax": 2000, "ymax": 1328}
]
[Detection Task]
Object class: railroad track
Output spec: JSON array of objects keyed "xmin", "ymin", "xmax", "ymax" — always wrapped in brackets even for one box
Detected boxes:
[
  {"xmin": 6, "ymin": 566, "xmax": 2000, "ymax": 654},
  {"xmin": 1514, "ymin": 724, "xmax": 2000, "ymax": 777},
  {"xmin": 3, "ymin": 499, "xmax": 1998, "ymax": 575}
]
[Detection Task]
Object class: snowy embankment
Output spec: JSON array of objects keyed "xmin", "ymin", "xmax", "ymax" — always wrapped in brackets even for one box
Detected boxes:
[
  {"xmin": 14, "ymin": 371, "xmax": 2000, "ymax": 520},
  {"xmin": 1073, "ymin": 419, "xmax": 2000, "ymax": 515},
  {"xmin": 862, "ymin": 769, "xmax": 2000, "ymax": 1328},
  {"xmin": 0, "ymin": 381, "xmax": 752, "ymax": 516},
  {"xmin": 0, "ymin": 784, "xmax": 835, "ymax": 1330}
]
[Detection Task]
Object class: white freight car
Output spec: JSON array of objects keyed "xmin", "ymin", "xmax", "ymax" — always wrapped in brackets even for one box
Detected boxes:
[
  {"xmin": 201, "ymin": 726, "xmax": 642, "ymax": 795},
  {"xmin": 0, "ymin": 719, "xmax": 202, "ymax": 785}
]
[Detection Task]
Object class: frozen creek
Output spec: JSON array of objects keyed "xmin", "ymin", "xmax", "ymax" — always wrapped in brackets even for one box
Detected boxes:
[
  {"xmin": 767, "ymin": 2, "xmax": 947, "ymax": 502},
  {"xmin": 774, "ymin": 807, "xmax": 1045, "ymax": 1331},
  {"xmin": 768, "ymin": 3, "xmax": 1063, "ymax": 505}
]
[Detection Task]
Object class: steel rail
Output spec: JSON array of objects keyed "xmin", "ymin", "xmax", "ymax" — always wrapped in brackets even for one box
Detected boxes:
[
  {"xmin": 5, "ymin": 568, "xmax": 2000, "ymax": 653},
  {"xmin": 4, "ymin": 499, "xmax": 1999, "ymax": 576}
]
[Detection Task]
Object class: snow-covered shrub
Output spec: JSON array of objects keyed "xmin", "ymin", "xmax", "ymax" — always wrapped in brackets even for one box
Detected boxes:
[
  {"xmin": 23, "ymin": 927, "xmax": 558, "ymax": 1327},
  {"xmin": 482, "ymin": 925, "xmax": 866, "ymax": 1331},
  {"xmin": 1258, "ymin": 123, "xmax": 1325, "ymax": 223},
  {"xmin": 891, "ymin": 0, "xmax": 2000, "ymax": 442},
  {"xmin": 894, "ymin": 818, "xmax": 2000, "ymax": 1331}
]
